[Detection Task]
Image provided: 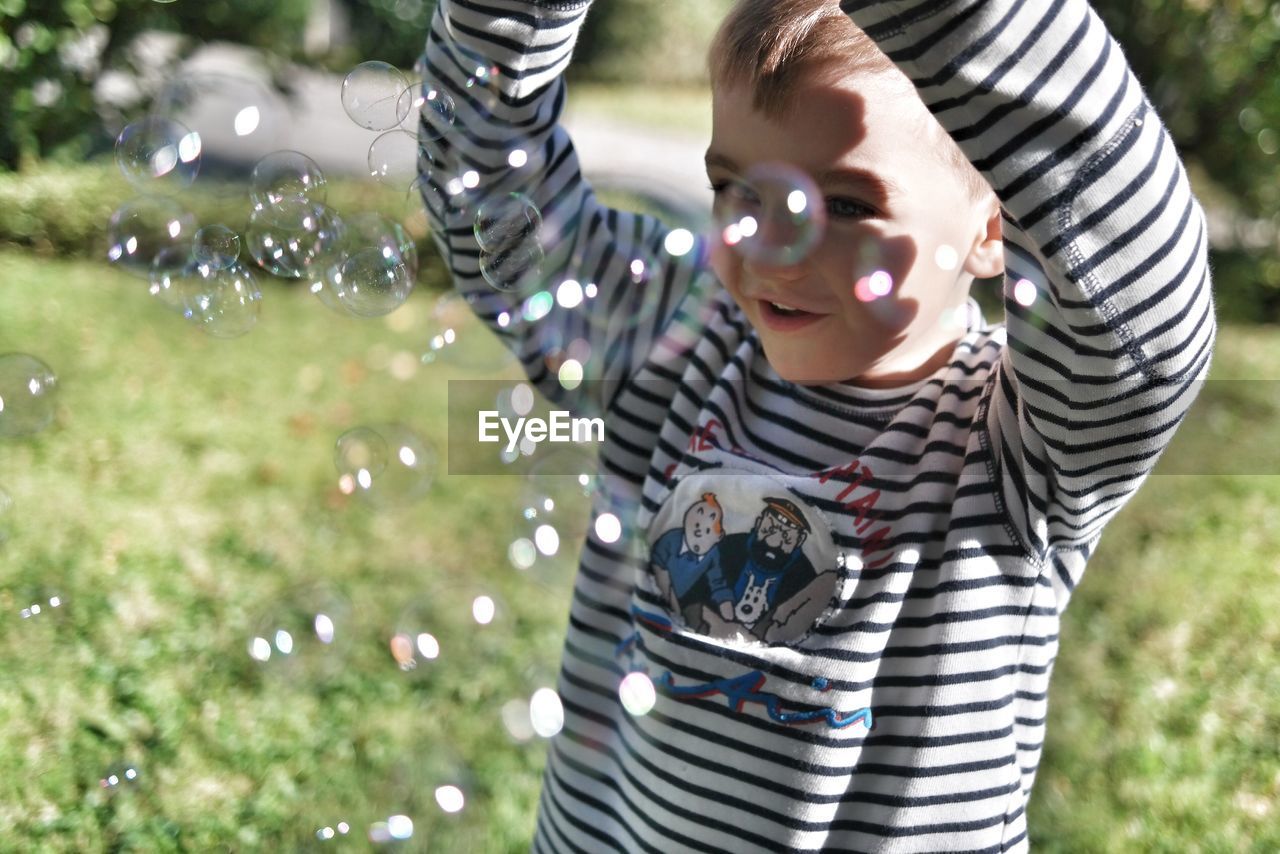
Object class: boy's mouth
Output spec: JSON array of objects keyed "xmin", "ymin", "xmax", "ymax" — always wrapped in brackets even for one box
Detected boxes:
[{"xmin": 758, "ymin": 299, "xmax": 826, "ymax": 331}]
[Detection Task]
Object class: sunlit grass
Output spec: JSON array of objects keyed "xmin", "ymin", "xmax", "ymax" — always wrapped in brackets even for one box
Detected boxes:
[{"xmin": 0, "ymin": 248, "xmax": 1277, "ymax": 849}]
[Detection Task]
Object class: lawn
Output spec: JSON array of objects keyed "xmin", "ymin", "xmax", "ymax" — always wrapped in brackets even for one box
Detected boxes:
[{"xmin": 1, "ymin": 246, "xmax": 1278, "ymax": 850}]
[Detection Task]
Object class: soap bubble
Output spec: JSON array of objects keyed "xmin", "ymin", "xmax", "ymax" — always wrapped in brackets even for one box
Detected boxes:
[
  {"xmin": 314, "ymin": 821, "xmax": 352, "ymax": 842},
  {"xmin": 334, "ymin": 424, "xmax": 435, "ymax": 505},
  {"xmin": 107, "ymin": 195, "xmax": 197, "ymax": 277},
  {"xmin": 619, "ymin": 671, "xmax": 657, "ymax": 717},
  {"xmin": 15, "ymin": 586, "xmax": 66, "ymax": 622},
  {"xmin": 328, "ymin": 249, "xmax": 413, "ymax": 318},
  {"xmin": 115, "ymin": 116, "xmax": 201, "ymax": 190},
  {"xmin": 246, "ymin": 197, "xmax": 343, "ymax": 279},
  {"xmin": 0, "ymin": 353, "xmax": 58, "ymax": 438},
  {"xmin": 342, "ymin": 61, "xmax": 409, "ymax": 131},
  {"xmin": 193, "ymin": 224, "xmax": 241, "ymax": 269},
  {"xmin": 388, "ymin": 598, "xmax": 446, "ymax": 674},
  {"xmin": 148, "ymin": 246, "xmax": 199, "ymax": 314},
  {"xmin": 529, "ymin": 687, "xmax": 565, "ymax": 738},
  {"xmin": 420, "ymin": 291, "xmax": 518, "ymax": 371},
  {"xmin": 479, "ymin": 240, "xmax": 545, "ymax": 293},
  {"xmin": 98, "ymin": 763, "xmax": 141, "ymax": 793},
  {"xmin": 368, "ymin": 814, "xmax": 415, "ymax": 844},
  {"xmin": 247, "ymin": 587, "xmax": 351, "ymax": 680},
  {"xmin": 367, "ymin": 129, "xmax": 419, "ymax": 189},
  {"xmin": 474, "ymin": 193, "xmax": 542, "ymax": 253},
  {"xmin": 520, "ymin": 446, "xmax": 600, "ymax": 542},
  {"xmin": 323, "ymin": 212, "xmax": 417, "ymax": 317},
  {"xmin": 250, "ymin": 150, "xmax": 327, "ymax": 207},
  {"xmin": 578, "ymin": 242, "xmax": 667, "ymax": 336},
  {"xmin": 153, "ymin": 72, "xmax": 286, "ymax": 177},
  {"xmin": 399, "ymin": 80, "xmax": 456, "ymax": 139},
  {"xmin": 185, "ymin": 261, "xmax": 263, "ymax": 339},
  {"xmin": 713, "ymin": 162, "xmax": 826, "ymax": 267},
  {"xmin": 439, "ymin": 35, "xmax": 502, "ymax": 117}
]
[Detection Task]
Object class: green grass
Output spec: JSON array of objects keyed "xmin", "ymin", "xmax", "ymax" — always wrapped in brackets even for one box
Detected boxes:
[
  {"xmin": 0, "ymin": 250, "xmax": 569, "ymax": 850},
  {"xmin": 1, "ymin": 248, "xmax": 1278, "ymax": 849}
]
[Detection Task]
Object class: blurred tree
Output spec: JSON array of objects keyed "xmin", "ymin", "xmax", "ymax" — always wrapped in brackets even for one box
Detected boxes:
[
  {"xmin": 331, "ymin": 0, "xmax": 435, "ymax": 71},
  {"xmin": 0, "ymin": 0, "xmax": 311, "ymax": 171},
  {"xmin": 1092, "ymin": 0, "xmax": 1280, "ymax": 320},
  {"xmin": 572, "ymin": 0, "xmax": 736, "ymax": 86}
]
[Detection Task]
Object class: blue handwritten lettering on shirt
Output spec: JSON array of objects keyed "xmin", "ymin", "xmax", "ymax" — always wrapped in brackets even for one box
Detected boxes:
[{"xmin": 620, "ymin": 606, "xmax": 871, "ymax": 731}]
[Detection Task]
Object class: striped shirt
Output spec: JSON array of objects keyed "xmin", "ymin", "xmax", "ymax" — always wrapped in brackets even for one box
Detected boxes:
[{"xmin": 417, "ymin": 0, "xmax": 1216, "ymax": 850}]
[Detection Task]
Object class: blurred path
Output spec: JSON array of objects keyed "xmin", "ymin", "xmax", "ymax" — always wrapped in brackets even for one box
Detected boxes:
[{"xmin": 176, "ymin": 45, "xmax": 711, "ymax": 220}]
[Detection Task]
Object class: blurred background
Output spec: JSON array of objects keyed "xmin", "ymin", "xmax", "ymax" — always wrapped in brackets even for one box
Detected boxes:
[{"xmin": 0, "ymin": 0, "xmax": 1277, "ymax": 850}]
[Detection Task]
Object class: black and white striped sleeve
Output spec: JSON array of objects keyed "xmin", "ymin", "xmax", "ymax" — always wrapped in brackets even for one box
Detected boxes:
[
  {"xmin": 843, "ymin": 0, "xmax": 1216, "ymax": 561},
  {"xmin": 417, "ymin": 0, "xmax": 710, "ymax": 417}
]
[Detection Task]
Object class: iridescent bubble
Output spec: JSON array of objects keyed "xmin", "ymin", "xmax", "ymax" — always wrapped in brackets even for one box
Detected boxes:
[
  {"xmin": 17, "ymin": 588, "xmax": 64, "ymax": 621},
  {"xmin": 342, "ymin": 61, "xmax": 409, "ymax": 131},
  {"xmin": 247, "ymin": 587, "xmax": 351, "ymax": 680},
  {"xmin": 420, "ymin": 291, "xmax": 518, "ymax": 372},
  {"xmin": 328, "ymin": 249, "xmax": 412, "ymax": 318},
  {"xmin": 245, "ymin": 198, "xmax": 343, "ymax": 279},
  {"xmin": 368, "ymin": 815, "xmax": 415, "ymax": 844},
  {"xmin": 398, "ymin": 81, "xmax": 456, "ymax": 140},
  {"xmin": 713, "ymin": 162, "xmax": 826, "ymax": 266},
  {"xmin": 149, "ymin": 245, "xmax": 198, "ymax": 315},
  {"xmin": 323, "ymin": 212, "xmax": 417, "ymax": 317},
  {"xmin": 594, "ymin": 512, "xmax": 622, "ymax": 544},
  {"xmin": 99, "ymin": 762, "xmax": 141, "ymax": 793},
  {"xmin": 0, "ymin": 353, "xmax": 58, "ymax": 438},
  {"xmin": 508, "ymin": 538, "xmax": 536, "ymax": 571},
  {"xmin": 315, "ymin": 822, "xmax": 351, "ymax": 842},
  {"xmin": 388, "ymin": 598, "xmax": 445, "ymax": 674},
  {"xmin": 619, "ymin": 671, "xmax": 657, "ymax": 716},
  {"xmin": 520, "ymin": 447, "xmax": 599, "ymax": 549},
  {"xmin": 853, "ymin": 269, "xmax": 895, "ymax": 303},
  {"xmin": 334, "ymin": 424, "xmax": 435, "ymax": 505},
  {"xmin": 153, "ymin": 73, "xmax": 286, "ymax": 173},
  {"xmin": 474, "ymin": 193, "xmax": 542, "ymax": 253},
  {"xmin": 185, "ymin": 261, "xmax": 263, "ymax": 339},
  {"xmin": 193, "ymin": 225, "xmax": 241, "ymax": 269},
  {"xmin": 579, "ymin": 243, "xmax": 668, "ymax": 337},
  {"xmin": 529, "ymin": 687, "xmax": 564, "ymax": 738},
  {"xmin": 479, "ymin": 240, "xmax": 545, "ymax": 293},
  {"xmin": 107, "ymin": 195, "xmax": 197, "ymax": 278},
  {"xmin": 1011, "ymin": 277, "xmax": 1038, "ymax": 308},
  {"xmin": 250, "ymin": 150, "xmax": 327, "ymax": 208},
  {"xmin": 367, "ymin": 129, "xmax": 419, "ymax": 189},
  {"xmin": 115, "ymin": 116, "xmax": 201, "ymax": 190}
]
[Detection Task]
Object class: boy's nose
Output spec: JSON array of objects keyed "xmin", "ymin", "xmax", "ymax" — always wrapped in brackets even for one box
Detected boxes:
[{"xmin": 743, "ymin": 255, "xmax": 808, "ymax": 285}]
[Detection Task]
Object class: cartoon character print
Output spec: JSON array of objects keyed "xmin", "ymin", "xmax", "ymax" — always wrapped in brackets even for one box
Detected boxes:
[
  {"xmin": 645, "ymin": 478, "xmax": 839, "ymax": 645},
  {"xmin": 649, "ymin": 492, "xmax": 732, "ymax": 633}
]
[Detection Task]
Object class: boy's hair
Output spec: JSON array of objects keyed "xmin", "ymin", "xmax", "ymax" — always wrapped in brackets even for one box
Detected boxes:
[
  {"xmin": 708, "ymin": 0, "xmax": 991, "ymax": 202},
  {"xmin": 699, "ymin": 492, "xmax": 725, "ymax": 535}
]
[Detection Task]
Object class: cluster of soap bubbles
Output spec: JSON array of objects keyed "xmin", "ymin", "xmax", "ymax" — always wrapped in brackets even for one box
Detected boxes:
[{"xmin": 108, "ymin": 74, "xmax": 426, "ymax": 330}]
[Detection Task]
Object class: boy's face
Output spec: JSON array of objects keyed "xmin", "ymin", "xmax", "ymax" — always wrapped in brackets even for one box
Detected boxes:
[
  {"xmin": 683, "ymin": 499, "xmax": 722, "ymax": 555},
  {"xmin": 706, "ymin": 67, "xmax": 1002, "ymax": 386}
]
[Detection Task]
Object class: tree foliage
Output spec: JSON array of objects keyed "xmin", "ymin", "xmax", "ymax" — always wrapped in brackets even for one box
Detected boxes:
[
  {"xmin": 0, "ymin": 0, "xmax": 311, "ymax": 170},
  {"xmin": 1091, "ymin": 0, "xmax": 1280, "ymax": 319}
]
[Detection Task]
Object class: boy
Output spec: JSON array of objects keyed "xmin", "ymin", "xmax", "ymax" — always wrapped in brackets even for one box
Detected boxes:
[{"xmin": 418, "ymin": 0, "xmax": 1215, "ymax": 849}]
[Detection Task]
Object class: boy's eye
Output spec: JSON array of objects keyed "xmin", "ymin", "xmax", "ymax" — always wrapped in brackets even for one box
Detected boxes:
[
  {"xmin": 708, "ymin": 180, "xmax": 760, "ymax": 208},
  {"xmin": 826, "ymin": 196, "xmax": 875, "ymax": 219}
]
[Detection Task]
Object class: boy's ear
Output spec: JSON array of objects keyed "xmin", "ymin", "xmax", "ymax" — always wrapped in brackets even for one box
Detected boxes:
[{"xmin": 962, "ymin": 194, "xmax": 1005, "ymax": 280}]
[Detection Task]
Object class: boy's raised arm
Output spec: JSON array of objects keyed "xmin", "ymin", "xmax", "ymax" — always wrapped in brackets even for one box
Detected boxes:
[
  {"xmin": 417, "ymin": 0, "xmax": 711, "ymax": 417},
  {"xmin": 842, "ymin": 0, "xmax": 1216, "ymax": 575}
]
